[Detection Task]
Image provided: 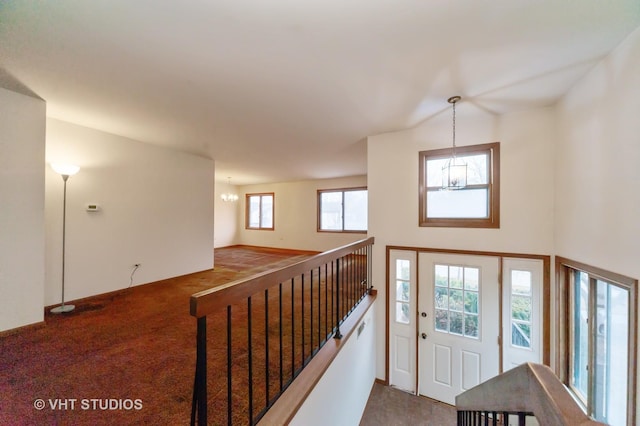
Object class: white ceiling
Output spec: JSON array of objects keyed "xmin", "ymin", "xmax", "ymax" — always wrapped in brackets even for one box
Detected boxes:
[{"xmin": 1, "ymin": 1, "xmax": 639, "ymax": 184}]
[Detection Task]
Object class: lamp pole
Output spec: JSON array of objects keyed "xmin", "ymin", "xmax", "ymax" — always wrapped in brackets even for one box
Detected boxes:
[{"xmin": 50, "ymin": 164, "xmax": 79, "ymax": 314}]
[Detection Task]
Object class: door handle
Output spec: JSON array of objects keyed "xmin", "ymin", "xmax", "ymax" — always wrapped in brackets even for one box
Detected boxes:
[
  {"xmin": 421, "ymin": 333, "xmax": 427, "ymax": 339},
  {"xmin": 421, "ymin": 312, "xmax": 427, "ymax": 317}
]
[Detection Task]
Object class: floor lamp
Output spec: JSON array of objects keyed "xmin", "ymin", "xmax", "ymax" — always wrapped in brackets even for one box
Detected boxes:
[{"xmin": 50, "ymin": 163, "xmax": 80, "ymax": 314}]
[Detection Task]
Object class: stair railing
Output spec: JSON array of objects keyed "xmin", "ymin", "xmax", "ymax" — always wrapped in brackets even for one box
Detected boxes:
[{"xmin": 189, "ymin": 237, "xmax": 374, "ymax": 425}]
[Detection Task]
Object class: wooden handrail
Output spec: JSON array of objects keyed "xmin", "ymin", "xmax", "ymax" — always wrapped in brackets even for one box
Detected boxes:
[
  {"xmin": 455, "ymin": 363, "xmax": 605, "ymax": 425},
  {"xmin": 190, "ymin": 237, "xmax": 374, "ymax": 318}
]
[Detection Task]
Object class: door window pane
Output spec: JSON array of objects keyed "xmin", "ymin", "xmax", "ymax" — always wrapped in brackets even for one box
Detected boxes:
[{"xmin": 433, "ymin": 264, "xmax": 480, "ymax": 339}]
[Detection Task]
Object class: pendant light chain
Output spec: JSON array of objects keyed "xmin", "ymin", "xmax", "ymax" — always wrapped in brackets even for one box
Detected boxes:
[{"xmin": 452, "ymin": 98, "xmax": 457, "ymax": 158}]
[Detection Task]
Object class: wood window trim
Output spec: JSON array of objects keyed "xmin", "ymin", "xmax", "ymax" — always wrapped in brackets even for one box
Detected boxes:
[
  {"xmin": 317, "ymin": 186, "xmax": 368, "ymax": 234},
  {"xmin": 245, "ymin": 192, "xmax": 275, "ymax": 231},
  {"xmin": 555, "ymin": 256, "xmax": 637, "ymax": 425},
  {"xmin": 418, "ymin": 142, "xmax": 500, "ymax": 228}
]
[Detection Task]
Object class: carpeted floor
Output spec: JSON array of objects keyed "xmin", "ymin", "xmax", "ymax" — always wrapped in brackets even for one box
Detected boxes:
[{"xmin": 0, "ymin": 246, "xmax": 315, "ymax": 426}]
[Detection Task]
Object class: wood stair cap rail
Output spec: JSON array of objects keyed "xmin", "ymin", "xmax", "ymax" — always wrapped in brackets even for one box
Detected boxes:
[
  {"xmin": 190, "ymin": 237, "xmax": 374, "ymax": 318},
  {"xmin": 455, "ymin": 363, "xmax": 605, "ymax": 426}
]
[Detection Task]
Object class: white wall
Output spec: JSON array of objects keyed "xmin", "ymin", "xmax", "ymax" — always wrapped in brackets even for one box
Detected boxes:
[
  {"xmin": 555, "ymin": 26, "xmax": 640, "ymax": 417},
  {"xmin": 290, "ymin": 300, "xmax": 376, "ymax": 426},
  {"xmin": 45, "ymin": 119, "xmax": 215, "ymax": 305},
  {"xmin": 237, "ymin": 176, "xmax": 367, "ymax": 252},
  {"xmin": 214, "ymin": 178, "xmax": 239, "ymax": 248},
  {"xmin": 367, "ymin": 106, "xmax": 556, "ymax": 378},
  {"xmin": 0, "ymin": 87, "xmax": 46, "ymax": 332},
  {"xmin": 555, "ymin": 26, "xmax": 640, "ymax": 280}
]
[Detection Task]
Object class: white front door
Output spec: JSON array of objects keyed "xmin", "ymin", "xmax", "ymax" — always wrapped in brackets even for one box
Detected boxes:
[
  {"xmin": 388, "ymin": 250, "xmax": 417, "ymax": 393},
  {"xmin": 417, "ymin": 253, "xmax": 500, "ymax": 405}
]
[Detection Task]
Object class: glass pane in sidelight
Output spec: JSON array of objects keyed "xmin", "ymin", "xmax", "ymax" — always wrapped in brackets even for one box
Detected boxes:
[
  {"xmin": 512, "ymin": 322, "xmax": 531, "ymax": 348},
  {"xmin": 511, "ymin": 296, "xmax": 531, "ymax": 322},
  {"xmin": 512, "ymin": 270, "xmax": 532, "ymax": 295},
  {"xmin": 396, "ymin": 302, "xmax": 410, "ymax": 324},
  {"xmin": 396, "ymin": 259, "xmax": 410, "ymax": 280},
  {"xmin": 396, "ymin": 280, "xmax": 409, "ymax": 303}
]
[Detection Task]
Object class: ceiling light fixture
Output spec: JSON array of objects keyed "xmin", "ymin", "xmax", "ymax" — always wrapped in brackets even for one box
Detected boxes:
[
  {"xmin": 220, "ymin": 177, "xmax": 238, "ymax": 202},
  {"xmin": 442, "ymin": 95, "xmax": 467, "ymax": 190}
]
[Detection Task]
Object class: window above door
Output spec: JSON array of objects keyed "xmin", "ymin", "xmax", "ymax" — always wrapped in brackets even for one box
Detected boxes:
[{"xmin": 418, "ymin": 142, "xmax": 500, "ymax": 228}]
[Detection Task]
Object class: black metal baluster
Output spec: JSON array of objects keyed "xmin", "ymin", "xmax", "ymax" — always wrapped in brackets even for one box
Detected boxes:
[
  {"xmin": 190, "ymin": 316, "xmax": 207, "ymax": 426},
  {"xmin": 317, "ymin": 266, "xmax": 321, "ymax": 348},
  {"xmin": 301, "ymin": 273, "xmax": 305, "ymax": 364},
  {"xmin": 227, "ymin": 307, "xmax": 232, "ymax": 426},
  {"xmin": 264, "ymin": 289, "xmax": 269, "ymax": 407},
  {"xmin": 335, "ymin": 258, "xmax": 342, "ymax": 339},
  {"xmin": 309, "ymin": 269, "xmax": 313, "ymax": 357},
  {"xmin": 247, "ymin": 297, "xmax": 253, "ymax": 423},
  {"xmin": 518, "ymin": 412, "xmax": 526, "ymax": 426},
  {"xmin": 290, "ymin": 278, "xmax": 295, "ymax": 379},
  {"xmin": 491, "ymin": 411, "xmax": 497, "ymax": 426},
  {"xmin": 279, "ymin": 282, "xmax": 283, "ymax": 392},
  {"xmin": 368, "ymin": 244, "xmax": 373, "ymax": 294},
  {"xmin": 324, "ymin": 263, "xmax": 328, "ymax": 340}
]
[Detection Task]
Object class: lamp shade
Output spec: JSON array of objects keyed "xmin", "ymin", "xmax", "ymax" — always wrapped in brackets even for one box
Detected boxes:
[{"xmin": 51, "ymin": 163, "xmax": 80, "ymax": 176}]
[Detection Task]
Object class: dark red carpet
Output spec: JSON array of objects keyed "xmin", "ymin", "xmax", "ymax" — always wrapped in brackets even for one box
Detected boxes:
[{"xmin": 0, "ymin": 246, "xmax": 314, "ymax": 425}]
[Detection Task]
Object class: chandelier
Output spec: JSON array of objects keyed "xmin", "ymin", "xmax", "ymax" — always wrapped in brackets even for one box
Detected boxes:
[{"xmin": 220, "ymin": 177, "xmax": 238, "ymax": 202}]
